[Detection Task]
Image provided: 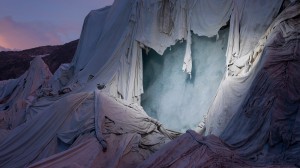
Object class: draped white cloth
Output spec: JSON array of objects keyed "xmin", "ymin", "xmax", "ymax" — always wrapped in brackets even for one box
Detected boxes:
[{"xmin": 1, "ymin": 0, "xmax": 299, "ymax": 167}]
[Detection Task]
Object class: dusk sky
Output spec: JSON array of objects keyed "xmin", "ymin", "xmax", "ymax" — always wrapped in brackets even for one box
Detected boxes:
[{"xmin": 0, "ymin": 0, "xmax": 114, "ymax": 51}]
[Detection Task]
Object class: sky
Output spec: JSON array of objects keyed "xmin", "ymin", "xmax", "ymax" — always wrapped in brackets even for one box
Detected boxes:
[{"xmin": 0, "ymin": 0, "xmax": 114, "ymax": 51}]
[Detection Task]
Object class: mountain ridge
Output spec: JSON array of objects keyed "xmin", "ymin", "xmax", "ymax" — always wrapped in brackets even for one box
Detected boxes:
[{"xmin": 0, "ymin": 40, "xmax": 78, "ymax": 80}]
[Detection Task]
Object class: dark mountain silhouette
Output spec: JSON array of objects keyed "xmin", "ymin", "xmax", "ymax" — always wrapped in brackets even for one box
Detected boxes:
[{"xmin": 0, "ymin": 40, "xmax": 78, "ymax": 80}]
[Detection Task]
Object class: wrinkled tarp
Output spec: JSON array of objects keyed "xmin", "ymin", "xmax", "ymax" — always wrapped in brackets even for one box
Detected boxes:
[
  {"xmin": 0, "ymin": 78, "xmax": 20, "ymax": 101},
  {"xmin": 226, "ymin": 0, "xmax": 283, "ymax": 76},
  {"xmin": 0, "ymin": 90, "xmax": 177, "ymax": 167},
  {"xmin": 71, "ymin": 7, "xmax": 111, "ymax": 75},
  {"xmin": 139, "ymin": 130, "xmax": 296, "ymax": 167},
  {"xmin": 138, "ymin": 130, "xmax": 248, "ymax": 168},
  {"xmin": 136, "ymin": 0, "xmax": 233, "ymax": 75},
  {"xmin": 0, "ymin": 57, "xmax": 52, "ymax": 130},
  {"xmin": 205, "ymin": 1, "xmax": 300, "ymax": 136},
  {"xmin": 139, "ymin": 3, "xmax": 300, "ymax": 167},
  {"xmin": 67, "ymin": 0, "xmax": 144, "ymax": 104},
  {"xmin": 1, "ymin": 0, "xmax": 299, "ymax": 167},
  {"xmin": 221, "ymin": 12, "xmax": 300, "ymax": 165}
]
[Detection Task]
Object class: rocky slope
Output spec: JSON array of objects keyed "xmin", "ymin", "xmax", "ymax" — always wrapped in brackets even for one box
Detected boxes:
[{"xmin": 0, "ymin": 40, "xmax": 78, "ymax": 80}]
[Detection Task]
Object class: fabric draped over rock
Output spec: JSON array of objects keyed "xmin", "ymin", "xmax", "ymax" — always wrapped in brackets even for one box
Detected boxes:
[
  {"xmin": 226, "ymin": 0, "xmax": 284, "ymax": 76},
  {"xmin": 205, "ymin": 0, "xmax": 285, "ymax": 135},
  {"xmin": 71, "ymin": 7, "xmax": 111, "ymax": 75},
  {"xmin": 136, "ymin": 0, "xmax": 233, "ymax": 75},
  {"xmin": 0, "ymin": 90, "xmax": 177, "ymax": 167},
  {"xmin": 220, "ymin": 11, "xmax": 300, "ymax": 164},
  {"xmin": 139, "ymin": 2, "xmax": 300, "ymax": 167},
  {"xmin": 0, "ymin": 0, "xmax": 300, "ymax": 167},
  {"xmin": 138, "ymin": 130, "xmax": 248, "ymax": 168},
  {"xmin": 0, "ymin": 57, "xmax": 52, "ymax": 130}
]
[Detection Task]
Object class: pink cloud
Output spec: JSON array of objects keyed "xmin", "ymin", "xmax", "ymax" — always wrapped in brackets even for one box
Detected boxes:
[{"xmin": 0, "ymin": 16, "xmax": 76, "ymax": 50}]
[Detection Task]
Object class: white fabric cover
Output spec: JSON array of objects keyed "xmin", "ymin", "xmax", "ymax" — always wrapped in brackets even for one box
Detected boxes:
[
  {"xmin": 71, "ymin": 7, "xmax": 111, "ymax": 74},
  {"xmin": 0, "ymin": 90, "xmax": 177, "ymax": 168},
  {"xmin": 0, "ymin": 57, "xmax": 52, "ymax": 129},
  {"xmin": 226, "ymin": 0, "xmax": 283, "ymax": 75},
  {"xmin": 205, "ymin": 1, "xmax": 300, "ymax": 136},
  {"xmin": 1, "ymin": 0, "xmax": 300, "ymax": 167}
]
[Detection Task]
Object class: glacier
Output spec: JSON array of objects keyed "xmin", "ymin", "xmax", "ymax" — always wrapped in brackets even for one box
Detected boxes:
[{"xmin": 142, "ymin": 28, "xmax": 228, "ymax": 132}]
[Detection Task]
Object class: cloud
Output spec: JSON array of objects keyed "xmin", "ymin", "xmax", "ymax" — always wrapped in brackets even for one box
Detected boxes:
[{"xmin": 0, "ymin": 16, "xmax": 77, "ymax": 50}]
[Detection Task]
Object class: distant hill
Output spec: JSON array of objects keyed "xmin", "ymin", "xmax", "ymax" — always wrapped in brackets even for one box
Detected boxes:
[
  {"xmin": 0, "ymin": 40, "xmax": 78, "ymax": 80},
  {"xmin": 0, "ymin": 45, "xmax": 11, "ymax": 51},
  {"xmin": 42, "ymin": 40, "xmax": 78, "ymax": 73}
]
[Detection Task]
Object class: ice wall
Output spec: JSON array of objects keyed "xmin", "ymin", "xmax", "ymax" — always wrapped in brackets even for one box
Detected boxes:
[{"xmin": 142, "ymin": 28, "xmax": 229, "ymax": 132}]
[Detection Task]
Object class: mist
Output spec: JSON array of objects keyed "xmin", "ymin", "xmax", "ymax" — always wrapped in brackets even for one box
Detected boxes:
[{"xmin": 142, "ymin": 28, "xmax": 229, "ymax": 132}]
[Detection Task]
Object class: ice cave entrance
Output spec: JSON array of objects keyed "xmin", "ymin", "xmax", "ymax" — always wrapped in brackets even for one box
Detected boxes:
[{"xmin": 141, "ymin": 27, "xmax": 229, "ymax": 132}]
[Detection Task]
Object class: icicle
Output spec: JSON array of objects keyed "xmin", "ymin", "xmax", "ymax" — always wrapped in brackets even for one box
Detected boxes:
[{"xmin": 182, "ymin": 29, "xmax": 192, "ymax": 79}]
